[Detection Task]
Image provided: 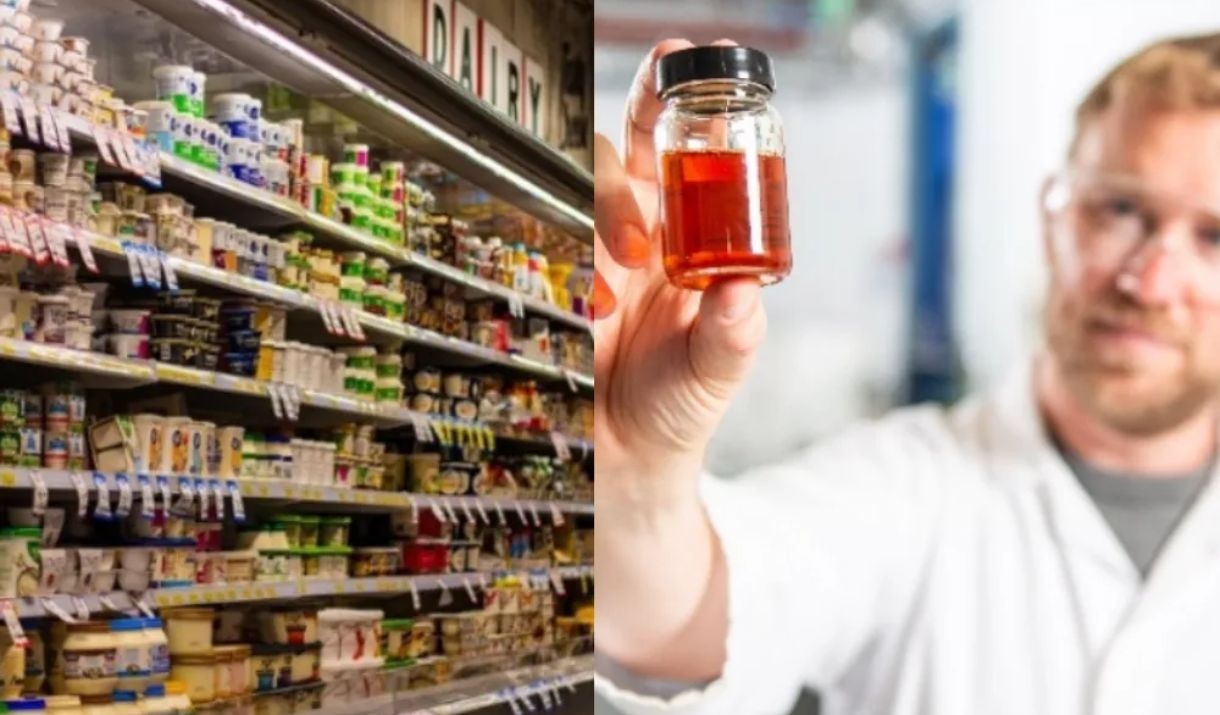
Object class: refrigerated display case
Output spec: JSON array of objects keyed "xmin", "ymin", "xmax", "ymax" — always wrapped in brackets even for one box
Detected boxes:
[{"xmin": 0, "ymin": 0, "xmax": 593, "ymax": 712}]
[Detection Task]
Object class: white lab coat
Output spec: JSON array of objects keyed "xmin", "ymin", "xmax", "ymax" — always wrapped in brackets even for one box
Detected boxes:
[{"xmin": 594, "ymin": 363, "xmax": 1220, "ymax": 715}]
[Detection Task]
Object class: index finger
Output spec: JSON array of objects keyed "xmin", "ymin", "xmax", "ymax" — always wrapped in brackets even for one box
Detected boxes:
[{"xmin": 623, "ymin": 38, "xmax": 694, "ymax": 180}]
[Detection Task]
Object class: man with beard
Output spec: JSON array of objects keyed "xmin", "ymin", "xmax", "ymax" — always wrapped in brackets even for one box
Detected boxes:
[{"xmin": 595, "ymin": 34, "xmax": 1220, "ymax": 715}]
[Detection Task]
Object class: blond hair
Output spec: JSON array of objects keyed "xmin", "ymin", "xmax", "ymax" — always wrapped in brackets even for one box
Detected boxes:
[{"xmin": 1072, "ymin": 33, "xmax": 1220, "ymax": 156}]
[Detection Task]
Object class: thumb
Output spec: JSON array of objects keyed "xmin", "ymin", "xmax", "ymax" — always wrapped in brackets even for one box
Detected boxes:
[{"xmin": 688, "ymin": 279, "xmax": 767, "ymax": 399}]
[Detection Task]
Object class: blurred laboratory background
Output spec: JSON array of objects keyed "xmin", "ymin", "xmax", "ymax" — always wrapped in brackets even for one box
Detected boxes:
[{"xmin": 595, "ymin": 0, "xmax": 1220, "ymax": 712}]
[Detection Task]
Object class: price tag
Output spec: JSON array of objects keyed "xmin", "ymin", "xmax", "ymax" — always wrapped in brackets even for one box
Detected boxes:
[
  {"xmin": 459, "ymin": 499, "xmax": 475, "ymax": 523},
  {"xmin": 549, "ymin": 503, "xmax": 565, "ymax": 527},
  {"xmin": 70, "ymin": 597, "xmax": 90, "ymax": 621},
  {"xmin": 443, "ymin": 501, "xmax": 460, "ymax": 525},
  {"xmin": 580, "ymin": 572, "xmax": 589, "ymax": 595},
  {"xmin": 134, "ymin": 598, "xmax": 156, "ymax": 617},
  {"xmin": 73, "ymin": 228, "xmax": 98, "ymax": 273},
  {"xmin": 562, "ymin": 676, "xmax": 577, "ymax": 694},
  {"xmin": 6, "ymin": 212, "xmax": 31, "ymax": 258},
  {"xmin": 92, "ymin": 473, "xmax": 113, "ymax": 521},
  {"xmin": 529, "ymin": 502, "xmax": 542, "ymax": 527},
  {"xmin": 284, "ymin": 385, "xmax": 301, "ymax": 421},
  {"xmin": 137, "ymin": 475, "xmax": 155, "ymax": 518},
  {"xmin": 438, "ymin": 580, "xmax": 453, "ymax": 607},
  {"xmin": 120, "ymin": 133, "xmax": 141, "ymax": 175},
  {"xmin": 156, "ymin": 476, "xmax": 172, "ymax": 514},
  {"xmin": 123, "ymin": 242, "xmax": 145, "ymax": 288},
  {"xmin": 40, "ymin": 598, "xmax": 77, "ymax": 623},
  {"xmin": 408, "ymin": 579, "xmax": 421, "ymax": 610},
  {"xmin": 1, "ymin": 602, "xmax": 27, "ymax": 648},
  {"xmin": 477, "ymin": 573, "xmax": 488, "ymax": 591},
  {"xmin": 94, "ymin": 125, "xmax": 116, "ymax": 165},
  {"xmin": 560, "ymin": 369, "xmax": 579, "ymax": 394},
  {"xmin": 1, "ymin": 92, "xmax": 21, "ymax": 134},
  {"xmin": 98, "ymin": 595, "xmax": 119, "ymax": 611},
  {"xmin": 513, "ymin": 500, "xmax": 527, "ymax": 525},
  {"xmin": 461, "ymin": 576, "xmax": 476, "ymax": 602},
  {"xmin": 428, "ymin": 498, "xmax": 448, "ymax": 524},
  {"xmin": 227, "ymin": 481, "xmax": 246, "ymax": 523},
  {"xmin": 195, "ymin": 479, "xmax": 211, "ymax": 521},
  {"xmin": 548, "ymin": 570, "xmax": 567, "ymax": 596},
  {"xmin": 45, "ymin": 222, "xmax": 69, "ymax": 268},
  {"xmin": 139, "ymin": 246, "xmax": 161, "ymax": 290},
  {"xmin": 145, "ymin": 149, "xmax": 161, "ymax": 184},
  {"xmin": 340, "ymin": 307, "xmax": 363, "ymax": 340},
  {"xmin": 38, "ymin": 103, "xmax": 60, "ymax": 151},
  {"xmin": 494, "ymin": 500, "xmax": 507, "ymax": 525},
  {"xmin": 537, "ymin": 684, "xmax": 554, "ymax": 710},
  {"xmin": 508, "ymin": 294, "xmax": 525, "ymax": 318},
  {"xmin": 29, "ymin": 469, "xmax": 47, "ymax": 516},
  {"xmin": 19, "ymin": 98, "xmax": 40, "ymax": 144},
  {"xmin": 267, "ymin": 384, "xmax": 284, "ymax": 419},
  {"xmin": 505, "ymin": 690, "xmax": 524, "ymax": 715},
  {"xmin": 518, "ymin": 688, "xmax": 537, "ymax": 712},
  {"xmin": 209, "ymin": 480, "xmax": 226, "ymax": 521},
  {"xmin": 24, "ymin": 215, "xmax": 48, "ymax": 266},
  {"xmin": 549, "ymin": 432, "xmax": 571, "ymax": 462},
  {"xmin": 69, "ymin": 471, "xmax": 90, "ymax": 518},
  {"xmin": 317, "ymin": 301, "xmax": 338, "ymax": 335},
  {"xmin": 408, "ymin": 412, "xmax": 432, "ymax": 443},
  {"xmin": 114, "ymin": 474, "xmax": 133, "ymax": 518},
  {"xmin": 474, "ymin": 500, "xmax": 489, "ymax": 524},
  {"xmin": 160, "ymin": 253, "xmax": 179, "ymax": 291},
  {"xmin": 172, "ymin": 477, "xmax": 195, "ymax": 517},
  {"xmin": 53, "ymin": 108, "xmax": 71, "ymax": 153}
]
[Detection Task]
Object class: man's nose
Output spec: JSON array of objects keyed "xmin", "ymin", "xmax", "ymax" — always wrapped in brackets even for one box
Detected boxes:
[{"xmin": 1119, "ymin": 225, "xmax": 1194, "ymax": 305}]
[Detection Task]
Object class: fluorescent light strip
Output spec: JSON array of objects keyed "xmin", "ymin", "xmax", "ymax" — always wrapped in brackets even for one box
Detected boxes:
[{"xmin": 190, "ymin": 0, "xmax": 594, "ymax": 231}]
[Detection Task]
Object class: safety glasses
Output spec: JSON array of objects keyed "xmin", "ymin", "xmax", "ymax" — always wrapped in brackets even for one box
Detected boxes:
[{"xmin": 1043, "ymin": 169, "xmax": 1220, "ymax": 303}]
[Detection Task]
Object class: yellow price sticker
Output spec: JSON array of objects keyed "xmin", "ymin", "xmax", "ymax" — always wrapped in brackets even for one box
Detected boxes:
[
  {"xmin": 0, "ymin": 342, "xmax": 16, "ymax": 357},
  {"xmin": 0, "ymin": 471, "xmax": 15, "ymax": 487}
]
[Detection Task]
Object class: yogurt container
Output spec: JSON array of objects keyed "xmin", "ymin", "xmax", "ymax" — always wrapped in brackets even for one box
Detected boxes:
[
  {"xmin": 152, "ymin": 65, "xmax": 193, "ymax": 114},
  {"xmin": 131, "ymin": 415, "xmax": 164, "ymax": 475},
  {"xmin": 135, "ymin": 101, "xmax": 175, "ymax": 153},
  {"xmin": 189, "ymin": 70, "xmax": 205, "ymax": 118}
]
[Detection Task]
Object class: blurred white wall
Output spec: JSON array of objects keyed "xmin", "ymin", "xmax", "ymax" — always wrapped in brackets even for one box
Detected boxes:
[
  {"xmin": 955, "ymin": 0, "xmax": 1220, "ymax": 388},
  {"xmin": 595, "ymin": 74, "xmax": 910, "ymax": 475}
]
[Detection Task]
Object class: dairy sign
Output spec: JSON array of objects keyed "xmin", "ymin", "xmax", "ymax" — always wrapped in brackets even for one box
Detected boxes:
[{"xmin": 419, "ymin": 0, "xmax": 549, "ymax": 139}]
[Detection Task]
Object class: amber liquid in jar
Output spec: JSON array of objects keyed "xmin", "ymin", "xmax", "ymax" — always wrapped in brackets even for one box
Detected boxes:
[{"xmin": 659, "ymin": 149, "xmax": 791, "ymax": 290}]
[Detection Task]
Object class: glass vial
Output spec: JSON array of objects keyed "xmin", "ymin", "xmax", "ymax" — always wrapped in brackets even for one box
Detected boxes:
[{"xmin": 654, "ymin": 46, "xmax": 791, "ymax": 290}]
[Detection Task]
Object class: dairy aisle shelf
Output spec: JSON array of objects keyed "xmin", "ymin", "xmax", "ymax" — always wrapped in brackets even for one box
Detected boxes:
[
  {"xmin": 399, "ymin": 655, "xmax": 593, "ymax": 715},
  {"xmin": 0, "ymin": 337, "xmax": 592, "ymax": 451},
  {"xmin": 79, "ymin": 232, "xmax": 595, "ymax": 387},
  {"xmin": 60, "ymin": 114, "xmax": 593, "ymax": 335},
  {"xmin": 10, "ymin": 566, "xmax": 595, "ymax": 618},
  {"xmin": 0, "ymin": 467, "xmax": 595, "ymax": 514}
]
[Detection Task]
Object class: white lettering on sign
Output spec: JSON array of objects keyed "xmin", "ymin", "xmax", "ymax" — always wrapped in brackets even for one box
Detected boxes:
[
  {"xmin": 452, "ymin": 1, "xmax": 479, "ymax": 93},
  {"xmin": 424, "ymin": 0, "xmax": 451, "ymax": 76},
  {"xmin": 478, "ymin": 20, "xmax": 503, "ymax": 106},
  {"xmin": 523, "ymin": 55, "xmax": 549, "ymax": 138}
]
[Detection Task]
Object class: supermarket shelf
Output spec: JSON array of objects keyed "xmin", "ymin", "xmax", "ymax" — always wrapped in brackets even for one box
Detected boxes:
[
  {"xmin": 128, "ymin": 0, "xmax": 594, "ymax": 243},
  {"xmin": 12, "ymin": 567, "xmax": 594, "ymax": 617},
  {"xmin": 0, "ymin": 338, "xmax": 155, "ymax": 386},
  {"xmin": 60, "ymin": 113, "xmax": 591, "ymax": 333},
  {"xmin": 0, "ymin": 329, "xmax": 594, "ymax": 434},
  {"xmin": 0, "ymin": 469, "xmax": 595, "ymax": 516},
  {"xmin": 398, "ymin": 655, "xmax": 593, "ymax": 715},
  {"xmin": 80, "ymin": 231, "xmax": 593, "ymax": 386}
]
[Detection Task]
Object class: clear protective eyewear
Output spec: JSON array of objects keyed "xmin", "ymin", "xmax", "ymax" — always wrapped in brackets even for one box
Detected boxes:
[{"xmin": 1043, "ymin": 169, "xmax": 1220, "ymax": 303}]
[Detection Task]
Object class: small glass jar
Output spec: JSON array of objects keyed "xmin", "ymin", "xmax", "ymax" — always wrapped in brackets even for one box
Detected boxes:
[{"xmin": 653, "ymin": 45, "xmax": 791, "ymax": 290}]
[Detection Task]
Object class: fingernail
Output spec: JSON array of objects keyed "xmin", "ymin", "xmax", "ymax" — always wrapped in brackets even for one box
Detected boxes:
[
  {"xmin": 592, "ymin": 273, "xmax": 617, "ymax": 320},
  {"xmin": 619, "ymin": 225, "xmax": 651, "ymax": 266}
]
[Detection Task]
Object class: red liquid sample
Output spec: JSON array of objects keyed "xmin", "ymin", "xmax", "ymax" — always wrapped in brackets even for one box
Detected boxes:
[{"xmin": 659, "ymin": 150, "xmax": 791, "ymax": 290}]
